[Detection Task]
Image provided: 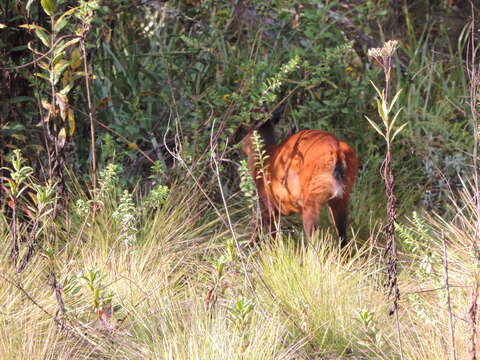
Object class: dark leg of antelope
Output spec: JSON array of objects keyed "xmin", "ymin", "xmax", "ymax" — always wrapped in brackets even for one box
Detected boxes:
[
  {"xmin": 302, "ymin": 196, "xmax": 324, "ymax": 242},
  {"xmin": 328, "ymin": 197, "xmax": 349, "ymax": 247}
]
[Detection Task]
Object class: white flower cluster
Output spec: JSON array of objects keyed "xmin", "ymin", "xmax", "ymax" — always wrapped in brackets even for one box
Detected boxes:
[{"xmin": 368, "ymin": 40, "xmax": 399, "ymax": 60}]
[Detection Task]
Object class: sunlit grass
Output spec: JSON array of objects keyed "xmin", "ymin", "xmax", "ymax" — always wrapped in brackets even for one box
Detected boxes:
[{"xmin": 1, "ymin": 175, "xmax": 479, "ymax": 359}]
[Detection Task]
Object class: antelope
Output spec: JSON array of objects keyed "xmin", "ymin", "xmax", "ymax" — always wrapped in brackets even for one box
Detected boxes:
[{"xmin": 242, "ymin": 116, "xmax": 358, "ymax": 247}]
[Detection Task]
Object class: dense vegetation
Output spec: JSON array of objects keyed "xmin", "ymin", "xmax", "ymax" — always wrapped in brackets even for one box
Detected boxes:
[{"xmin": 1, "ymin": 0, "xmax": 479, "ymax": 358}]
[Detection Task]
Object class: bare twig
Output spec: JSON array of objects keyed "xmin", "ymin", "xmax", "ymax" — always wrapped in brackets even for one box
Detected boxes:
[
  {"xmin": 0, "ymin": 274, "xmax": 102, "ymax": 347},
  {"xmin": 368, "ymin": 40, "xmax": 404, "ymax": 360},
  {"xmin": 442, "ymin": 230, "xmax": 457, "ymax": 360},
  {"xmin": 467, "ymin": 3, "xmax": 480, "ymax": 359},
  {"xmin": 81, "ymin": 25, "xmax": 97, "ymax": 192},
  {"xmin": 8, "ymin": 196, "xmax": 19, "ymax": 264},
  {"xmin": 209, "ymin": 118, "xmax": 256, "ymax": 295},
  {"xmin": 0, "ymin": 274, "xmax": 53, "ymax": 318},
  {"xmin": 49, "ymin": 269, "xmax": 67, "ymax": 329},
  {"xmin": 17, "ymin": 216, "xmax": 40, "ymax": 273},
  {"xmin": 469, "ymin": 279, "xmax": 479, "ymax": 360},
  {"xmin": 95, "ymin": 119, "xmax": 155, "ymax": 163},
  {"xmin": 467, "ymin": 1, "xmax": 480, "ymax": 247},
  {"xmin": 80, "ymin": 21, "xmax": 98, "ymax": 230},
  {"xmin": 65, "ymin": 104, "xmax": 156, "ymax": 164}
]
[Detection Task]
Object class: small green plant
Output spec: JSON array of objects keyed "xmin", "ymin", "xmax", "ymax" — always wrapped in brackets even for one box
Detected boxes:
[
  {"xmin": 212, "ymin": 255, "xmax": 228, "ymax": 282},
  {"xmin": 81, "ymin": 269, "xmax": 103, "ymax": 312},
  {"xmin": 112, "ymin": 190, "xmax": 138, "ymax": 246},
  {"xmin": 74, "ymin": 162, "xmax": 123, "ymax": 221},
  {"xmin": 258, "ymin": 55, "xmax": 300, "ymax": 104},
  {"xmin": 16, "ymin": 180, "xmax": 57, "ymax": 272},
  {"xmin": 99, "ymin": 134, "xmax": 118, "ymax": 165},
  {"xmin": 79, "ymin": 269, "xmax": 119, "ymax": 314},
  {"xmin": 1, "ymin": 149, "xmax": 34, "ymax": 201},
  {"xmin": 28, "ymin": 182, "xmax": 57, "ymax": 217},
  {"xmin": 144, "ymin": 184, "xmax": 169, "ymax": 209},
  {"xmin": 396, "ymin": 213, "xmax": 441, "ymax": 281},
  {"xmin": 2, "ymin": 150, "xmax": 56, "ymax": 267},
  {"xmin": 74, "ymin": 198, "xmax": 90, "ymax": 218},
  {"xmin": 239, "ymin": 159, "xmax": 258, "ymax": 209},
  {"xmin": 144, "ymin": 160, "xmax": 170, "ymax": 209},
  {"xmin": 357, "ymin": 308, "xmax": 385, "ymax": 351},
  {"xmin": 396, "ymin": 212, "xmax": 427, "ymax": 254},
  {"xmin": 148, "ymin": 160, "xmax": 166, "ymax": 181},
  {"xmin": 252, "ymin": 130, "xmax": 270, "ymax": 181},
  {"xmin": 229, "ymin": 296, "xmax": 255, "ymax": 332},
  {"xmin": 97, "ymin": 163, "xmax": 122, "ymax": 197},
  {"xmin": 63, "ymin": 273, "xmax": 82, "ymax": 300}
]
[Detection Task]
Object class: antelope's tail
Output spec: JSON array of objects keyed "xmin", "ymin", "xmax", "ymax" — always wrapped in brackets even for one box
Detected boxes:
[
  {"xmin": 331, "ymin": 151, "xmax": 346, "ymax": 199},
  {"xmin": 332, "ymin": 142, "xmax": 358, "ymax": 199}
]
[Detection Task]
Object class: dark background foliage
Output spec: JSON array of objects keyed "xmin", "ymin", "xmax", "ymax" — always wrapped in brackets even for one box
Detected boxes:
[{"xmin": 1, "ymin": 0, "xmax": 478, "ymax": 222}]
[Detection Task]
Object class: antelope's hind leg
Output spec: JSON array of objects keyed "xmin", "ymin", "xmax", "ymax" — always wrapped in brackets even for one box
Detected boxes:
[
  {"xmin": 328, "ymin": 196, "xmax": 350, "ymax": 247},
  {"xmin": 302, "ymin": 193, "xmax": 331, "ymax": 240}
]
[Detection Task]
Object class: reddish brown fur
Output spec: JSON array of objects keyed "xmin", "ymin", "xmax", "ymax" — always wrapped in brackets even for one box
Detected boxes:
[{"xmin": 242, "ymin": 129, "xmax": 358, "ymax": 246}]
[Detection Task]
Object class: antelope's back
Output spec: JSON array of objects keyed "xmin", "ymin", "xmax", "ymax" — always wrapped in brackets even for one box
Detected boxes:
[{"xmin": 267, "ymin": 130, "xmax": 347, "ymax": 214}]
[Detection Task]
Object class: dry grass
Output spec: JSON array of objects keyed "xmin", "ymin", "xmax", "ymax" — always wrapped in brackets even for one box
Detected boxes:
[{"xmin": 1, "ymin": 180, "xmax": 479, "ymax": 359}]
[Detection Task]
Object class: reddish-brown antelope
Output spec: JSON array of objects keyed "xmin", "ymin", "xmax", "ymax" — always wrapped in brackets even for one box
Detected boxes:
[{"xmin": 242, "ymin": 117, "xmax": 358, "ymax": 247}]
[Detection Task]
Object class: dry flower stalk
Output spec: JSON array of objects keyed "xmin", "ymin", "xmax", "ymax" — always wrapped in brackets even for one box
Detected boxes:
[{"xmin": 368, "ymin": 40, "xmax": 399, "ymax": 99}]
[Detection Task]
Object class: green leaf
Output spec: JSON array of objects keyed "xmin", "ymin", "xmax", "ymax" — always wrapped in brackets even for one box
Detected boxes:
[
  {"xmin": 70, "ymin": 71, "xmax": 85, "ymax": 81},
  {"xmin": 365, "ymin": 116, "xmax": 385, "ymax": 139},
  {"xmin": 381, "ymin": 96, "xmax": 389, "ymax": 120},
  {"xmin": 55, "ymin": 7, "xmax": 78, "ymax": 33},
  {"xmin": 388, "ymin": 89, "xmax": 403, "ymax": 114},
  {"xmin": 35, "ymin": 29, "xmax": 51, "ymax": 47},
  {"xmin": 390, "ymin": 108, "xmax": 404, "ymax": 129},
  {"xmin": 41, "ymin": 0, "xmax": 56, "ymax": 16},
  {"xmin": 59, "ymin": 82, "xmax": 74, "ymax": 96},
  {"xmin": 9, "ymin": 96, "xmax": 34, "ymax": 104},
  {"xmin": 375, "ymin": 98, "xmax": 384, "ymax": 120},
  {"xmin": 67, "ymin": 109, "xmax": 75, "ymax": 136},
  {"xmin": 53, "ymin": 37, "xmax": 79, "ymax": 57},
  {"xmin": 52, "ymin": 52, "xmax": 64, "ymax": 67},
  {"xmin": 392, "ymin": 122, "xmax": 408, "ymax": 141},
  {"xmin": 33, "ymin": 72, "xmax": 50, "ymax": 81},
  {"xmin": 52, "ymin": 60, "xmax": 71, "ymax": 85},
  {"xmin": 370, "ymin": 80, "xmax": 383, "ymax": 99},
  {"xmin": 54, "ymin": 17, "xmax": 68, "ymax": 33},
  {"xmin": 9, "ymin": 45, "xmax": 28, "ymax": 52}
]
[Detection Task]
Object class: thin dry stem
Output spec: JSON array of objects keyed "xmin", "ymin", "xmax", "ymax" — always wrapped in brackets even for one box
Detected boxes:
[
  {"xmin": 369, "ymin": 40, "xmax": 404, "ymax": 360},
  {"xmin": 442, "ymin": 230, "xmax": 457, "ymax": 360},
  {"xmin": 467, "ymin": 4, "xmax": 480, "ymax": 359},
  {"xmin": 469, "ymin": 278, "xmax": 479, "ymax": 360},
  {"xmin": 80, "ymin": 22, "xmax": 98, "ymax": 230}
]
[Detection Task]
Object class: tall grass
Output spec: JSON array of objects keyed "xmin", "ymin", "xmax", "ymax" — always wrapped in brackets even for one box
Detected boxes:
[{"xmin": 1, "ymin": 168, "xmax": 480, "ymax": 358}]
